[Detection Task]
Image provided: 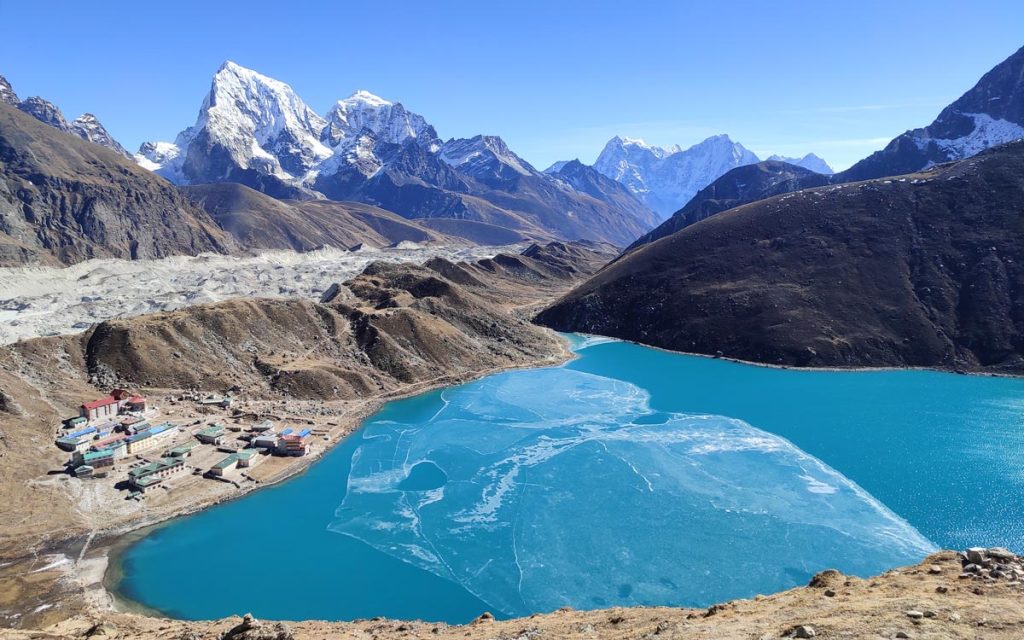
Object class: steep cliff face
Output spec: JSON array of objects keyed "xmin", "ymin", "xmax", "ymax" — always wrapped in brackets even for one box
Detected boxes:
[
  {"xmin": 0, "ymin": 103, "xmax": 232, "ymax": 266},
  {"xmin": 539, "ymin": 142, "xmax": 1024, "ymax": 373}
]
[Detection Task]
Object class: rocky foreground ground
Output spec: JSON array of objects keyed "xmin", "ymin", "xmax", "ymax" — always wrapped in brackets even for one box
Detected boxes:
[{"xmin": 0, "ymin": 548, "xmax": 1021, "ymax": 639}]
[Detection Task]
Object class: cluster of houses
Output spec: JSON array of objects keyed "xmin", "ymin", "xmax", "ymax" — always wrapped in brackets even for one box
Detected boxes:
[
  {"xmin": 56, "ymin": 390, "xmax": 314, "ymax": 495},
  {"xmin": 203, "ymin": 421, "xmax": 312, "ymax": 478}
]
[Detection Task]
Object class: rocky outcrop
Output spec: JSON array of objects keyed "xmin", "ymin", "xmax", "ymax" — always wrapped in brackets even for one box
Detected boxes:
[
  {"xmin": 69, "ymin": 113, "xmax": 132, "ymax": 159},
  {"xmin": 16, "ymin": 96, "xmax": 69, "ymax": 131},
  {"xmin": 538, "ymin": 141, "xmax": 1024, "ymax": 373}
]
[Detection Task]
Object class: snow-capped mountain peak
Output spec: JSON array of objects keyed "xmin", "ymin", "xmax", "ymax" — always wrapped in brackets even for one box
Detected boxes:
[
  {"xmin": 594, "ymin": 133, "xmax": 760, "ymax": 216},
  {"xmin": 322, "ymin": 90, "xmax": 437, "ymax": 151},
  {"xmin": 439, "ymin": 135, "xmax": 535, "ymax": 178},
  {"xmin": 135, "ymin": 141, "xmax": 181, "ymax": 172},
  {"xmin": 842, "ymin": 45, "xmax": 1024, "ymax": 181},
  {"xmin": 766, "ymin": 153, "xmax": 834, "ymax": 174},
  {"xmin": 139, "ymin": 61, "xmax": 331, "ymax": 187},
  {"xmin": 343, "ymin": 89, "xmax": 392, "ymax": 108}
]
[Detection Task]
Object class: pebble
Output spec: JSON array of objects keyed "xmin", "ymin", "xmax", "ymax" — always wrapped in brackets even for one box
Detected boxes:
[
  {"xmin": 895, "ymin": 632, "xmax": 911, "ymax": 639},
  {"xmin": 792, "ymin": 625, "xmax": 816, "ymax": 638},
  {"xmin": 935, "ymin": 585, "xmax": 948, "ymax": 594},
  {"xmin": 905, "ymin": 610, "xmax": 924, "ymax": 619},
  {"xmin": 927, "ymin": 564, "xmax": 942, "ymax": 574}
]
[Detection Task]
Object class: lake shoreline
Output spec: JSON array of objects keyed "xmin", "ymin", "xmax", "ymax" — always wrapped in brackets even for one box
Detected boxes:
[
  {"xmin": 93, "ymin": 335, "xmax": 578, "ymax": 620},
  {"xmin": 583, "ymin": 332, "xmax": 1024, "ymax": 379},
  {"xmin": 72, "ymin": 330, "xmax": 1024, "ymax": 622}
]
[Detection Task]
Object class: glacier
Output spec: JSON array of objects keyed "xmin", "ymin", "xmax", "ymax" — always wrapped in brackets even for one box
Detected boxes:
[{"xmin": 0, "ymin": 244, "xmax": 521, "ymax": 344}]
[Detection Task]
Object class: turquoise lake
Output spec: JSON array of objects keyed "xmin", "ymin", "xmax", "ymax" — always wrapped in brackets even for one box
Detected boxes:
[{"xmin": 115, "ymin": 335, "xmax": 1024, "ymax": 622}]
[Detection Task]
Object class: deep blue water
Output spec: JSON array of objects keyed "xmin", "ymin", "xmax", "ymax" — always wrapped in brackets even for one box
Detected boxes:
[{"xmin": 115, "ymin": 335, "xmax": 1024, "ymax": 622}]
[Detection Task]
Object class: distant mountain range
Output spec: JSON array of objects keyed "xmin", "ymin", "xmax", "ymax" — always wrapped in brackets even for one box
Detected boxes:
[
  {"xmin": 0, "ymin": 101, "xmax": 468, "ymax": 266},
  {"xmin": 627, "ymin": 45, "xmax": 1024, "ymax": 251},
  {"xmin": 2, "ymin": 44, "xmax": 1023, "ymax": 268},
  {"xmin": 580, "ymin": 135, "xmax": 832, "ymax": 217},
  {"xmin": 766, "ymin": 154, "xmax": 834, "ymax": 175},
  {"xmin": 539, "ymin": 44, "xmax": 1024, "ymax": 373},
  {"xmin": 132, "ymin": 62, "xmax": 659, "ymax": 247}
]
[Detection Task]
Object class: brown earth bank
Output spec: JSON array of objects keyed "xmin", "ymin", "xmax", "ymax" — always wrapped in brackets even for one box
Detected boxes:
[
  {"xmin": 0, "ymin": 241, "xmax": 613, "ymax": 630},
  {"xmin": 4, "ymin": 549, "xmax": 1024, "ymax": 639},
  {"xmin": 537, "ymin": 142, "xmax": 1024, "ymax": 373}
]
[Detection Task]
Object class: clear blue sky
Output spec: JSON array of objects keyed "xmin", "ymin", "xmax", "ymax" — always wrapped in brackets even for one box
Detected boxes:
[{"xmin": 1, "ymin": 0, "xmax": 1022, "ymax": 171}]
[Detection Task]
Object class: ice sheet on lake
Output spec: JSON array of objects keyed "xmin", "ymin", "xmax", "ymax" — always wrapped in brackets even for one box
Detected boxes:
[
  {"xmin": 329, "ymin": 368, "xmax": 935, "ymax": 617},
  {"xmin": 0, "ymin": 244, "xmax": 520, "ymax": 344}
]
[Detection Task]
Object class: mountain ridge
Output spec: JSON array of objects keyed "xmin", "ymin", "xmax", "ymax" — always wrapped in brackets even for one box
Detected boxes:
[{"xmin": 135, "ymin": 62, "xmax": 658, "ymax": 246}]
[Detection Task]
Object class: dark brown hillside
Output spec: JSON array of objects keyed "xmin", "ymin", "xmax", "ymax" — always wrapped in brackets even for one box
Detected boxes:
[
  {"xmin": 537, "ymin": 142, "xmax": 1024, "ymax": 372},
  {"xmin": 0, "ymin": 103, "xmax": 232, "ymax": 266}
]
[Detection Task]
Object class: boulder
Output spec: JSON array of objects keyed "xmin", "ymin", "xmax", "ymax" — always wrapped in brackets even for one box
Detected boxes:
[{"xmin": 965, "ymin": 547, "xmax": 987, "ymax": 564}]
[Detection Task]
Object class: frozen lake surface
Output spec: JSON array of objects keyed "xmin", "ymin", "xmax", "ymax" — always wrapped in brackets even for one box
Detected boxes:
[{"xmin": 111, "ymin": 336, "xmax": 1024, "ymax": 622}]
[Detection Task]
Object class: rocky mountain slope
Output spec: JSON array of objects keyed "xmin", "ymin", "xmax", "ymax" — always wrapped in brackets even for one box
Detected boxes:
[
  {"xmin": 0, "ymin": 74, "xmax": 131, "ymax": 158},
  {"xmin": 0, "ymin": 103, "xmax": 233, "ymax": 266},
  {"xmin": 180, "ymin": 182, "xmax": 452, "ymax": 251},
  {"xmin": 625, "ymin": 160, "xmax": 831, "ymax": 250},
  {"xmin": 539, "ymin": 141, "xmax": 1024, "ymax": 372},
  {"xmin": 841, "ymin": 44, "xmax": 1024, "ymax": 182},
  {"xmin": 136, "ymin": 62, "xmax": 657, "ymax": 246}
]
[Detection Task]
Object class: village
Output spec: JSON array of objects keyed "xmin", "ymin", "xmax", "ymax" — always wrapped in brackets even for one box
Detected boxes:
[{"xmin": 54, "ymin": 388, "xmax": 334, "ymax": 500}]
